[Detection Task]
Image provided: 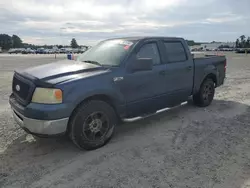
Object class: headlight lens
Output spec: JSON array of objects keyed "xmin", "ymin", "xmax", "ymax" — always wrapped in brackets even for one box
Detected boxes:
[{"xmin": 31, "ymin": 88, "xmax": 63, "ymax": 104}]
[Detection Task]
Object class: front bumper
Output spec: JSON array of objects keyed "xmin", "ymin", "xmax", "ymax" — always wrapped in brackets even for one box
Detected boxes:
[{"xmin": 12, "ymin": 108, "xmax": 69, "ymax": 136}]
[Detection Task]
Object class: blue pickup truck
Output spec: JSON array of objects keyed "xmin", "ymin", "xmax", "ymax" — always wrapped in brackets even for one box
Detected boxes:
[{"xmin": 9, "ymin": 37, "xmax": 226, "ymax": 150}]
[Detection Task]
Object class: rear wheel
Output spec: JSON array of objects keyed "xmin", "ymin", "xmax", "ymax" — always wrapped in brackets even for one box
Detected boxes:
[
  {"xmin": 69, "ymin": 100, "xmax": 117, "ymax": 150},
  {"xmin": 193, "ymin": 78, "xmax": 215, "ymax": 107}
]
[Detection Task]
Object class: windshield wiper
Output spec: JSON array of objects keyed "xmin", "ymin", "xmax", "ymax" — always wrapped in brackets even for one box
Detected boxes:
[{"xmin": 83, "ymin": 60, "xmax": 102, "ymax": 66}]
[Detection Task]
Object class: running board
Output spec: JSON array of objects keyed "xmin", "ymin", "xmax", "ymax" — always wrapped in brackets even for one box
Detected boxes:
[{"xmin": 122, "ymin": 102, "xmax": 187, "ymax": 122}]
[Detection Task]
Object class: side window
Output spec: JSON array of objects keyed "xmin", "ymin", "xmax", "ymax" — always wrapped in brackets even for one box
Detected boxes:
[
  {"xmin": 136, "ymin": 43, "xmax": 161, "ymax": 65},
  {"xmin": 164, "ymin": 42, "xmax": 187, "ymax": 63}
]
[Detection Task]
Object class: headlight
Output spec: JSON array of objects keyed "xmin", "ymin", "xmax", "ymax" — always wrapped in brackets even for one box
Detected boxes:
[{"xmin": 31, "ymin": 88, "xmax": 63, "ymax": 104}]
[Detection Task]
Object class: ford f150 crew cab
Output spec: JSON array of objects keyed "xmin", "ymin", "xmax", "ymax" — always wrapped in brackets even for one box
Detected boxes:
[{"xmin": 9, "ymin": 37, "xmax": 226, "ymax": 150}]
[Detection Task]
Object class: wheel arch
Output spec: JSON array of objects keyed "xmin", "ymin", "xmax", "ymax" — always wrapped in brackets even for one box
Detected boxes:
[
  {"xmin": 66, "ymin": 93, "xmax": 122, "ymax": 134},
  {"xmin": 202, "ymin": 73, "xmax": 217, "ymax": 87}
]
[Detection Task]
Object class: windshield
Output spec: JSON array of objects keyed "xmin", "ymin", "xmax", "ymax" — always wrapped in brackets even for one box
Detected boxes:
[{"xmin": 77, "ymin": 39, "xmax": 135, "ymax": 66}]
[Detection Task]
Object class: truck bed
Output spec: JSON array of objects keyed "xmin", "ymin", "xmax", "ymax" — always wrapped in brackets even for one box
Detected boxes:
[{"xmin": 193, "ymin": 55, "xmax": 226, "ymax": 93}]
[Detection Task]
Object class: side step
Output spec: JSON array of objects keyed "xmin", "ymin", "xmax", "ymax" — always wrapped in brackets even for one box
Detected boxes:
[{"xmin": 122, "ymin": 102, "xmax": 187, "ymax": 123}]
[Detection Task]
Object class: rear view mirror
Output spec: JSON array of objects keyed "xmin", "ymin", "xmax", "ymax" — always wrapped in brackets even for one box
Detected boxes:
[{"xmin": 131, "ymin": 58, "xmax": 153, "ymax": 72}]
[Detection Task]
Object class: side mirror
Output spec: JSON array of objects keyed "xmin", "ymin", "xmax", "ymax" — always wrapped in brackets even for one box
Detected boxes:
[{"xmin": 131, "ymin": 58, "xmax": 153, "ymax": 72}]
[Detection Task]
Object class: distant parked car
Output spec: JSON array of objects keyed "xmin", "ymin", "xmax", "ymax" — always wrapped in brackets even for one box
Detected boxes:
[
  {"xmin": 70, "ymin": 48, "xmax": 84, "ymax": 54},
  {"xmin": 21, "ymin": 49, "xmax": 28, "ymax": 54},
  {"xmin": 17, "ymin": 48, "xmax": 25, "ymax": 53},
  {"xmin": 36, "ymin": 48, "xmax": 46, "ymax": 54},
  {"xmin": 59, "ymin": 48, "xmax": 67, "ymax": 54},
  {"xmin": 29, "ymin": 49, "xmax": 36, "ymax": 54},
  {"xmin": 72, "ymin": 48, "xmax": 79, "ymax": 54},
  {"xmin": 65, "ymin": 48, "xmax": 74, "ymax": 54},
  {"xmin": 8, "ymin": 48, "xmax": 18, "ymax": 54},
  {"xmin": 49, "ymin": 49, "xmax": 59, "ymax": 54},
  {"xmin": 235, "ymin": 48, "xmax": 250, "ymax": 53},
  {"xmin": 22, "ymin": 48, "xmax": 36, "ymax": 54},
  {"xmin": 79, "ymin": 48, "xmax": 87, "ymax": 53},
  {"xmin": 43, "ymin": 49, "xmax": 51, "ymax": 54}
]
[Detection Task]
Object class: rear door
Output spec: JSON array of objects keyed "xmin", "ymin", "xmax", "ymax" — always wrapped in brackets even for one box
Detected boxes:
[
  {"xmin": 121, "ymin": 40, "xmax": 168, "ymax": 117},
  {"xmin": 160, "ymin": 39, "xmax": 194, "ymax": 104}
]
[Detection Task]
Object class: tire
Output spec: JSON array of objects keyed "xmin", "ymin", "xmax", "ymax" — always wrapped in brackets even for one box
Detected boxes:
[
  {"xmin": 193, "ymin": 78, "xmax": 215, "ymax": 107},
  {"xmin": 69, "ymin": 100, "xmax": 117, "ymax": 150}
]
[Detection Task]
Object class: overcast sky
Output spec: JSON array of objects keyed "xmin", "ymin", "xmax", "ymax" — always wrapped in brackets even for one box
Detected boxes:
[{"xmin": 0, "ymin": 0, "xmax": 249, "ymax": 45}]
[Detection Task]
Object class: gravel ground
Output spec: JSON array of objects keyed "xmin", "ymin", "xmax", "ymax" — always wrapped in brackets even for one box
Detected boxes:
[{"xmin": 1, "ymin": 53, "xmax": 250, "ymax": 188}]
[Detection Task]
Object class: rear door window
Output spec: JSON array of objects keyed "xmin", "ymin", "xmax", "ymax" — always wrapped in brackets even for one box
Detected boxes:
[
  {"xmin": 163, "ymin": 42, "xmax": 187, "ymax": 63},
  {"xmin": 136, "ymin": 43, "xmax": 161, "ymax": 65}
]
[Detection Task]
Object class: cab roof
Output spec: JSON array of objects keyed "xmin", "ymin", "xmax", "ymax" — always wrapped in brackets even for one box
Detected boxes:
[
  {"xmin": 105, "ymin": 36, "xmax": 184, "ymax": 42},
  {"xmin": 103, "ymin": 36, "xmax": 183, "ymax": 41}
]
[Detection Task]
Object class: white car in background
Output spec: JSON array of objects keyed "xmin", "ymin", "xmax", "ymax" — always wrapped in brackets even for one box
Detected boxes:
[
  {"xmin": 22, "ymin": 48, "xmax": 36, "ymax": 54},
  {"xmin": 8, "ymin": 48, "xmax": 19, "ymax": 54}
]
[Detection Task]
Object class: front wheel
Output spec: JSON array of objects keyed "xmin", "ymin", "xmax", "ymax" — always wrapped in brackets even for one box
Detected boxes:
[
  {"xmin": 193, "ymin": 78, "xmax": 215, "ymax": 107},
  {"xmin": 69, "ymin": 100, "xmax": 117, "ymax": 150}
]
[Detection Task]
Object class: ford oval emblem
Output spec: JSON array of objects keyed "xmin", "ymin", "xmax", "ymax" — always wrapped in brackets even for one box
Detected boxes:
[{"xmin": 15, "ymin": 84, "xmax": 20, "ymax": 91}]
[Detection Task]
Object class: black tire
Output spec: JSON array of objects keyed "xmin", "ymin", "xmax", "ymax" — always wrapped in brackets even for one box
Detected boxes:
[
  {"xmin": 69, "ymin": 100, "xmax": 117, "ymax": 150},
  {"xmin": 193, "ymin": 78, "xmax": 215, "ymax": 107}
]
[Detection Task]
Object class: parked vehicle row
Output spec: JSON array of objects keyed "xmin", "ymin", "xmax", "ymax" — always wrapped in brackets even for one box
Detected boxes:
[
  {"xmin": 191, "ymin": 47, "xmax": 250, "ymax": 53},
  {"xmin": 235, "ymin": 48, "xmax": 250, "ymax": 53},
  {"xmin": 8, "ymin": 48, "xmax": 26, "ymax": 54},
  {"xmin": 8, "ymin": 47, "xmax": 89, "ymax": 54},
  {"xmin": 191, "ymin": 48, "xmax": 235, "ymax": 52},
  {"xmin": 219, "ymin": 48, "xmax": 235, "ymax": 52}
]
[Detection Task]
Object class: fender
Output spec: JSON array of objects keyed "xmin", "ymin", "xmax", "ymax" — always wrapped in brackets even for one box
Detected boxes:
[
  {"xmin": 74, "ymin": 88, "xmax": 125, "ymax": 108},
  {"xmin": 193, "ymin": 64, "xmax": 218, "ymax": 93},
  {"xmin": 64, "ymin": 79, "xmax": 126, "ymax": 117}
]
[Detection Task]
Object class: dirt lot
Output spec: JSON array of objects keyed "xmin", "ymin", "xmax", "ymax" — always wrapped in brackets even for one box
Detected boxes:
[{"xmin": 1, "ymin": 53, "xmax": 250, "ymax": 188}]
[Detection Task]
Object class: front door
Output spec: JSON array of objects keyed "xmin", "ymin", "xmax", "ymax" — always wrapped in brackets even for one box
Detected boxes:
[{"xmin": 121, "ymin": 41, "xmax": 167, "ymax": 117}]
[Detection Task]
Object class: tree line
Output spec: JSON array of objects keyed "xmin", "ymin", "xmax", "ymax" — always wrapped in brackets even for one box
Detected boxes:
[
  {"xmin": 0, "ymin": 34, "xmax": 23, "ymax": 50},
  {"xmin": 236, "ymin": 35, "xmax": 250, "ymax": 48},
  {"xmin": 1, "ymin": 33, "xmax": 224, "ymax": 50},
  {"xmin": 0, "ymin": 33, "xmax": 84, "ymax": 50},
  {"xmin": 186, "ymin": 40, "xmax": 202, "ymax": 46}
]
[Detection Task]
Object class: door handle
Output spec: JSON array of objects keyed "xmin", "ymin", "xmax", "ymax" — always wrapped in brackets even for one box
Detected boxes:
[
  {"xmin": 186, "ymin": 66, "xmax": 192, "ymax": 71},
  {"xmin": 159, "ymin": 70, "xmax": 166, "ymax": 75},
  {"xmin": 113, "ymin": 77, "xmax": 124, "ymax": 82}
]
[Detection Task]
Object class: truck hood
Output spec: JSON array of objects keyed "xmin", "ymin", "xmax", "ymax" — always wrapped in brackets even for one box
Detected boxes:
[{"xmin": 16, "ymin": 60, "xmax": 110, "ymax": 85}]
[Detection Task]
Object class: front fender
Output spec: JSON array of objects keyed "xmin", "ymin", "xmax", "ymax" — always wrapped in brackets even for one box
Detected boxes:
[
  {"xmin": 74, "ymin": 88, "xmax": 125, "ymax": 107},
  {"xmin": 63, "ymin": 80, "xmax": 126, "ymax": 117}
]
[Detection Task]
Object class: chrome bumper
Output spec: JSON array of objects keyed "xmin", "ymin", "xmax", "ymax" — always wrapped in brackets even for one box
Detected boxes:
[{"xmin": 12, "ymin": 109, "xmax": 69, "ymax": 135}]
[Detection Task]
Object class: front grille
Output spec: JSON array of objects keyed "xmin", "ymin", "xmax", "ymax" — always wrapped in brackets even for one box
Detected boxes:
[{"xmin": 12, "ymin": 73, "xmax": 35, "ymax": 105}]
